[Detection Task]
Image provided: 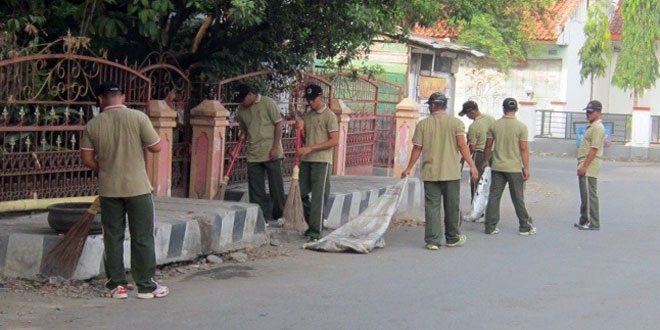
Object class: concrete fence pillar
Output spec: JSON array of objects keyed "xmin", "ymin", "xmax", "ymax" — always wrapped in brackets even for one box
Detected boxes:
[
  {"xmin": 630, "ymin": 106, "xmax": 652, "ymax": 148},
  {"xmin": 392, "ymin": 98, "xmax": 420, "ymax": 178},
  {"xmin": 331, "ymin": 99, "xmax": 352, "ymax": 176},
  {"xmin": 188, "ymin": 100, "xmax": 229, "ymax": 199},
  {"xmin": 146, "ymin": 100, "xmax": 177, "ymax": 197},
  {"xmin": 550, "ymin": 100, "xmax": 566, "ymax": 112},
  {"xmin": 518, "ymin": 100, "xmax": 537, "ymax": 141}
]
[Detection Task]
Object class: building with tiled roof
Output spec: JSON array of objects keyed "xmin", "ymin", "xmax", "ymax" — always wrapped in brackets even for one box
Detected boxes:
[{"xmin": 412, "ymin": 0, "xmax": 583, "ymax": 42}]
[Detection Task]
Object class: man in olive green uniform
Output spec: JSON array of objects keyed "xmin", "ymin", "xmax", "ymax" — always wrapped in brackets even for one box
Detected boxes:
[
  {"xmin": 296, "ymin": 84, "xmax": 339, "ymax": 241},
  {"xmin": 235, "ymin": 84, "xmax": 286, "ymax": 223},
  {"xmin": 402, "ymin": 92, "xmax": 478, "ymax": 250},
  {"xmin": 81, "ymin": 82, "xmax": 169, "ymax": 299},
  {"xmin": 482, "ymin": 98, "xmax": 536, "ymax": 236},
  {"xmin": 575, "ymin": 100, "xmax": 605, "ymax": 231},
  {"xmin": 459, "ymin": 100, "xmax": 496, "ymax": 202}
]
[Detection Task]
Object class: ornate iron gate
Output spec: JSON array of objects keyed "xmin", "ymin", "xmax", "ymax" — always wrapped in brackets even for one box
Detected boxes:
[
  {"xmin": 371, "ymin": 78, "xmax": 402, "ymax": 169},
  {"xmin": 328, "ymin": 74, "xmax": 378, "ymax": 174},
  {"xmin": 0, "ymin": 44, "xmax": 150, "ymax": 201},
  {"xmin": 140, "ymin": 53, "xmax": 191, "ymax": 197}
]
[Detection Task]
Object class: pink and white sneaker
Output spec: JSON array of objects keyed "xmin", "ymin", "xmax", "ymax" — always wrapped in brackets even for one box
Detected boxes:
[
  {"xmin": 137, "ymin": 280, "xmax": 169, "ymax": 299},
  {"xmin": 109, "ymin": 285, "xmax": 128, "ymax": 299}
]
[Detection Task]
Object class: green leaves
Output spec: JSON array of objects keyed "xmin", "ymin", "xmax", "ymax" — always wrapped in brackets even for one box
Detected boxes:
[
  {"xmin": 579, "ymin": 0, "xmax": 613, "ymax": 84},
  {"xmin": 612, "ymin": 0, "xmax": 660, "ymax": 98}
]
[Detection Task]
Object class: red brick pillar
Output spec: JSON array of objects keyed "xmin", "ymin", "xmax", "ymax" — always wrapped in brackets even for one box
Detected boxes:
[
  {"xmin": 392, "ymin": 98, "xmax": 420, "ymax": 178},
  {"xmin": 146, "ymin": 100, "xmax": 177, "ymax": 197},
  {"xmin": 331, "ymin": 99, "xmax": 352, "ymax": 175},
  {"xmin": 188, "ymin": 100, "xmax": 229, "ymax": 199}
]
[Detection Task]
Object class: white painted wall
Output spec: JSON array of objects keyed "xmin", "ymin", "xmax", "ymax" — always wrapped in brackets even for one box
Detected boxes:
[{"xmin": 591, "ymin": 41, "xmax": 660, "ymax": 115}]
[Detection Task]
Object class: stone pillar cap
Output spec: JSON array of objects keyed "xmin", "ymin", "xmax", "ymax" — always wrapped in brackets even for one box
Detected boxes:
[{"xmin": 191, "ymin": 100, "xmax": 229, "ymax": 117}]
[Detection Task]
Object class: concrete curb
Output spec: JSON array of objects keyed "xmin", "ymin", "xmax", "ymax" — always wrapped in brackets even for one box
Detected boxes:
[{"xmin": 0, "ymin": 198, "xmax": 268, "ymax": 280}]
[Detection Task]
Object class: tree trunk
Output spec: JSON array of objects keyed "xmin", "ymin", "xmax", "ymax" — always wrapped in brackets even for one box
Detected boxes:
[
  {"xmin": 589, "ymin": 73, "xmax": 594, "ymax": 100},
  {"xmin": 633, "ymin": 91, "xmax": 638, "ymax": 106}
]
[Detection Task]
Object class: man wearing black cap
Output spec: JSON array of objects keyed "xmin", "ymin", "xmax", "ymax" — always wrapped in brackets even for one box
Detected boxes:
[
  {"xmin": 80, "ymin": 82, "xmax": 169, "ymax": 299},
  {"xmin": 401, "ymin": 92, "xmax": 478, "ymax": 250},
  {"xmin": 482, "ymin": 97, "xmax": 536, "ymax": 236},
  {"xmin": 459, "ymin": 100, "xmax": 496, "ymax": 203},
  {"xmin": 575, "ymin": 100, "xmax": 605, "ymax": 231},
  {"xmin": 295, "ymin": 84, "xmax": 339, "ymax": 241},
  {"xmin": 234, "ymin": 84, "xmax": 286, "ymax": 225}
]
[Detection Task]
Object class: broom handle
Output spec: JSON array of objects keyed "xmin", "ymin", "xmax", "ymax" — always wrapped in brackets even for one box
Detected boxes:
[
  {"xmin": 225, "ymin": 139, "xmax": 245, "ymax": 177},
  {"xmin": 294, "ymin": 127, "xmax": 303, "ymax": 166}
]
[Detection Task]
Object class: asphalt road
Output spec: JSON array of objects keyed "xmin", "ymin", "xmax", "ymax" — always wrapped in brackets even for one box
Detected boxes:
[{"xmin": 2, "ymin": 156, "xmax": 660, "ymax": 330}]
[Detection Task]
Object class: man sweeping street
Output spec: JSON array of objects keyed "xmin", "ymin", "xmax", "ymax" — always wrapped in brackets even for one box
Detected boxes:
[
  {"xmin": 235, "ymin": 84, "xmax": 286, "ymax": 225},
  {"xmin": 80, "ymin": 82, "xmax": 168, "ymax": 299},
  {"xmin": 459, "ymin": 100, "xmax": 495, "ymax": 203},
  {"xmin": 295, "ymin": 84, "xmax": 339, "ymax": 242},
  {"xmin": 575, "ymin": 100, "xmax": 605, "ymax": 231},
  {"xmin": 401, "ymin": 92, "xmax": 478, "ymax": 250},
  {"xmin": 481, "ymin": 98, "xmax": 536, "ymax": 236}
]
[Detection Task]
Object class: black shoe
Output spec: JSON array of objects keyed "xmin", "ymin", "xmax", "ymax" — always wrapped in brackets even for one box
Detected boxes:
[{"xmin": 576, "ymin": 223, "xmax": 599, "ymax": 231}]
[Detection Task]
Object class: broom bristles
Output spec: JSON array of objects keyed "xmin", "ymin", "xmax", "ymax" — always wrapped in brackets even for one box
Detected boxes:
[
  {"xmin": 283, "ymin": 166, "xmax": 307, "ymax": 232},
  {"xmin": 41, "ymin": 198, "xmax": 101, "ymax": 279}
]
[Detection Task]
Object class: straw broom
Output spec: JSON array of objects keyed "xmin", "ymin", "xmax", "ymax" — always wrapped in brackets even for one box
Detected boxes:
[
  {"xmin": 41, "ymin": 197, "xmax": 101, "ymax": 278},
  {"xmin": 283, "ymin": 127, "xmax": 307, "ymax": 232},
  {"xmin": 214, "ymin": 139, "xmax": 245, "ymax": 200}
]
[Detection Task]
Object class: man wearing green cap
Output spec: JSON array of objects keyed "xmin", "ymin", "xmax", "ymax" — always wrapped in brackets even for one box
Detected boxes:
[
  {"xmin": 81, "ymin": 82, "xmax": 169, "ymax": 299},
  {"xmin": 575, "ymin": 100, "xmax": 605, "ymax": 231},
  {"xmin": 459, "ymin": 100, "xmax": 495, "ymax": 203},
  {"xmin": 295, "ymin": 84, "xmax": 339, "ymax": 241},
  {"xmin": 234, "ymin": 84, "xmax": 286, "ymax": 225},
  {"xmin": 482, "ymin": 97, "xmax": 535, "ymax": 236},
  {"xmin": 401, "ymin": 92, "xmax": 478, "ymax": 251}
]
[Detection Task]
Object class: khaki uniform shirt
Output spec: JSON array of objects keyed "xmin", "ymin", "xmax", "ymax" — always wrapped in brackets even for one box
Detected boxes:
[
  {"xmin": 578, "ymin": 119, "xmax": 605, "ymax": 178},
  {"xmin": 412, "ymin": 112, "xmax": 465, "ymax": 181},
  {"xmin": 236, "ymin": 95, "xmax": 284, "ymax": 162},
  {"xmin": 488, "ymin": 117, "xmax": 528, "ymax": 173},
  {"xmin": 467, "ymin": 114, "xmax": 496, "ymax": 152},
  {"xmin": 81, "ymin": 106, "xmax": 160, "ymax": 197},
  {"xmin": 301, "ymin": 106, "xmax": 338, "ymax": 163}
]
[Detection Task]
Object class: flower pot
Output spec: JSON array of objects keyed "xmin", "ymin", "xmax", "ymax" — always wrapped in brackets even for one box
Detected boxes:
[{"xmin": 47, "ymin": 202, "xmax": 103, "ymax": 235}]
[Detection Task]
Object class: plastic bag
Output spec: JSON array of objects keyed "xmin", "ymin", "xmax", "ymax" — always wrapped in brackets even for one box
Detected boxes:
[{"xmin": 463, "ymin": 167, "xmax": 491, "ymax": 222}]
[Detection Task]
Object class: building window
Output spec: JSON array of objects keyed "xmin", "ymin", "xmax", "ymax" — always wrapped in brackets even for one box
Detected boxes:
[{"xmin": 434, "ymin": 56, "xmax": 452, "ymax": 74}]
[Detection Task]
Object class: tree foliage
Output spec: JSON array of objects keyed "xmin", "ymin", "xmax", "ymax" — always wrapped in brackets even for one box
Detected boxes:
[
  {"xmin": 579, "ymin": 0, "xmax": 613, "ymax": 98},
  {"xmin": 611, "ymin": 0, "xmax": 660, "ymax": 100},
  {"xmin": 456, "ymin": 0, "xmax": 552, "ymax": 71},
  {"xmin": 0, "ymin": 0, "xmax": 550, "ymax": 79}
]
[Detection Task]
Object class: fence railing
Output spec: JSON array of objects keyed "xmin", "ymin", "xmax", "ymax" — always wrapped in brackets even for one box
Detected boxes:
[
  {"xmin": 535, "ymin": 110, "xmax": 633, "ymax": 142},
  {"xmin": 653, "ymin": 116, "xmax": 660, "ymax": 144}
]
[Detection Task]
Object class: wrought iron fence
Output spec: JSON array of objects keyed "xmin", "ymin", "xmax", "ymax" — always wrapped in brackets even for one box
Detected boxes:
[
  {"xmin": 370, "ymin": 78, "xmax": 402, "ymax": 168},
  {"xmin": 328, "ymin": 74, "xmax": 378, "ymax": 170},
  {"xmin": 535, "ymin": 110, "xmax": 632, "ymax": 142},
  {"xmin": 0, "ymin": 51, "xmax": 151, "ymax": 201},
  {"xmin": 653, "ymin": 115, "xmax": 660, "ymax": 144}
]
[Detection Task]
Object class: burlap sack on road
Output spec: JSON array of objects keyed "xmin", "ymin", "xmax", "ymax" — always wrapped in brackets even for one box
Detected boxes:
[{"xmin": 302, "ymin": 178, "xmax": 408, "ymax": 253}]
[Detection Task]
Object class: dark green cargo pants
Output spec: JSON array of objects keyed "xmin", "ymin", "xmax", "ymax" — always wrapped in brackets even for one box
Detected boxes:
[
  {"xmin": 471, "ymin": 151, "xmax": 485, "ymax": 201},
  {"xmin": 423, "ymin": 180, "xmax": 462, "ymax": 245},
  {"xmin": 247, "ymin": 159, "xmax": 286, "ymax": 220},
  {"xmin": 578, "ymin": 175, "xmax": 599, "ymax": 228},
  {"xmin": 485, "ymin": 171, "xmax": 533, "ymax": 233},
  {"xmin": 99, "ymin": 193, "xmax": 156, "ymax": 293},
  {"xmin": 299, "ymin": 161, "xmax": 331, "ymax": 239}
]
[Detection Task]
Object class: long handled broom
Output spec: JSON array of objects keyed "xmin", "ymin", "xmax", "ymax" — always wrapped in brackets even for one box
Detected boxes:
[
  {"xmin": 41, "ymin": 197, "xmax": 101, "ymax": 278},
  {"xmin": 283, "ymin": 127, "xmax": 307, "ymax": 232},
  {"xmin": 214, "ymin": 138, "xmax": 245, "ymax": 200}
]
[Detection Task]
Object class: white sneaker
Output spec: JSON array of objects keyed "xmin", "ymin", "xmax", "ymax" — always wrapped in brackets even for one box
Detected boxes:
[
  {"xmin": 137, "ymin": 280, "xmax": 169, "ymax": 299},
  {"xmin": 446, "ymin": 235, "xmax": 466, "ymax": 247},
  {"xmin": 487, "ymin": 228, "xmax": 500, "ymax": 235},
  {"xmin": 425, "ymin": 244, "xmax": 439, "ymax": 251},
  {"xmin": 109, "ymin": 285, "xmax": 128, "ymax": 299},
  {"xmin": 519, "ymin": 227, "xmax": 537, "ymax": 236},
  {"xmin": 275, "ymin": 218, "xmax": 285, "ymax": 226}
]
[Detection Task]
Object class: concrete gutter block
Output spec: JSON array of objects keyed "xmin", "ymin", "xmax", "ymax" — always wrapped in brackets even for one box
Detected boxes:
[
  {"xmin": 0, "ymin": 235, "xmax": 9, "ymax": 269},
  {"xmin": 349, "ymin": 191, "xmax": 362, "ymax": 218},
  {"xmin": 325, "ymin": 194, "xmax": 344, "ymax": 229},
  {"xmin": 4, "ymin": 234, "xmax": 44, "ymax": 278},
  {"xmin": 649, "ymin": 148, "xmax": 660, "ymax": 162},
  {"xmin": 218, "ymin": 212, "xmax": 235, "ymax": 248},
  {"xmin": 73, "ymin": 235, "xmax": 104, "ymax": 280},
  {"xmin": 243, "ymin": 206, "xmax": 259, "ymax": 240},
  {"xmin": 154, "ymin": 222, "xmax": 172, "ymax": 264},
  {"xmin": 180, "ymin": 220, "xmax": 202, "ymax": 260},
  {"xmin": 630, "ymin": 147, "xmax": 649, "ymax": 160}
]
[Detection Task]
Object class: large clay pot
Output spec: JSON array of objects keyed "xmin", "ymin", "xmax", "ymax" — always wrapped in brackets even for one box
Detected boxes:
[{"xmin": 47, "ymin": 203, "xmax": 103, "ymax": 235}]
